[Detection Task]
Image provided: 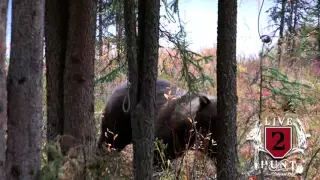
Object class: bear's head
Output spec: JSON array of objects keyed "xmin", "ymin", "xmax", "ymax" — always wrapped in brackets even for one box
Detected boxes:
[
  {"xmin": 193, "ymin": 94, "xmax": 218, "ymax": 135},
  {"xmin": 193, "ymin": 95, "xmax": 218, "ymax": 158},
  {"xmin": 154, "ymin": 92, "xmax": 218, "ymax": 165}
]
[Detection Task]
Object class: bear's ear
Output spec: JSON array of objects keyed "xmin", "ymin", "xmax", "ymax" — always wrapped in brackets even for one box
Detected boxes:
[
  {"xmin": 180, "ymin": 95, "xmax": 212, "ymax": 117},
  {"xmin": 199, "ymin": 95, "xmax": 211, "ymax": 108}
]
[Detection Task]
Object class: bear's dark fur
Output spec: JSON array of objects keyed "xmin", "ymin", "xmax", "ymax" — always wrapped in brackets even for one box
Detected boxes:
[
  {"xmin": 97, "ymin": 79, "xmax": 186, "ymax": 151},
  {"xmin": 154, "ymin": 92, "xmax": 218, "ymax": 165},
  {"xmin": 97, "ymin": 79, "xmax": 219, "ymax": 166},
  {"xmin": 193, "ymin": 94, "xmax": 219, "ymax": 159}
]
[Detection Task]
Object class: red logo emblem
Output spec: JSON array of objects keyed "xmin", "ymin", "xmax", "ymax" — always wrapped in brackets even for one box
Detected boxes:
[
  {"xmin": 264, "ymin": 126, "xmax": 293, "ymax": 159},
  {"xmin": 248, "ymin": 176, "xmax": 257, "ymax": 180}
]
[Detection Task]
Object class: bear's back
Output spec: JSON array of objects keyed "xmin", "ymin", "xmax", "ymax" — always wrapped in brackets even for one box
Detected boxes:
[{"xmin": 105, "ymin": 79, "xmax": 186, "ymax": 116}]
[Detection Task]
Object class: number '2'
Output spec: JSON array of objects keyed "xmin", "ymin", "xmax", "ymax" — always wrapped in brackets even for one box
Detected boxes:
[{"xmin": 272, "ymin": 131, "xmax": 285, "ymax": 150}]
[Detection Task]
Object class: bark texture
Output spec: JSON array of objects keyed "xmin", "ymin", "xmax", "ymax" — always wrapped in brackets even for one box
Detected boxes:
[
  {"xmin": 116, "ymin": 0, "xmax": 123, "ymax": 62},
  {"xmin": 125, "ymin": 0, "xmax": 160, "ymax": 179},
  {"xmin": 63, "ymin": 0, "xmax": 97, "ymax": 155},
  {"xmin": 216, "ymin": 0, "xmax": 239, "ymax": 179},
  {"xmin": 6, "ymin": 0, "xmax": 45, "ymax": 179},
  {"xmin": 124, "ymin": 0, "xmax": 160, "ymax": 178},
  {"xmin": 124, "ymin": 0, "xmax": 138, "ymax": 97},
  {"xmin": 45, "ymin": 0, "xmax": 68, "ymax": 142},
  {"xmin": 98, "ymin": 0, "xmax": 103, "ymax": 59},
  {"xmin": 0, "ymin": 0, "xmax": 8, "ymax": 179}
]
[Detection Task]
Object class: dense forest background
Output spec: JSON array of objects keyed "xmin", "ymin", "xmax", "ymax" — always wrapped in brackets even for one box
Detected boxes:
[
  {"xmin": 0, "ymin": 0, "xmax": 320, "ymax": 179},
  {"xmin": 91, "ymin": 0, "xmax": 320, "ymax": 179}
]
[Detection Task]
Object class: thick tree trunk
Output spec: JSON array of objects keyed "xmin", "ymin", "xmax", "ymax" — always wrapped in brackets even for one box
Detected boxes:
[
  {"xmin": 135, "ymin": 0, "xmax": 160, "ymax": 178},
  {"xmin": 45, "ymin": 0, "xmax": 68, "ymax": 142},
  {"xmin": 5, "ymin": 0, "xmax": 45, "ymax": 178},
  {"xmin": 0, "ymin": 0, "xmax": 8, "ymax": 179},
  {"xmin": 63, "ymin": 0, "xmax": 97, "ymax": 155},
  {"xmin": 216, "ymin": 0, "xmax": 238, "ymax": 179},
  {"xmin": 124, "ymin": 0, "xmax": 160, "ymax": 178}
]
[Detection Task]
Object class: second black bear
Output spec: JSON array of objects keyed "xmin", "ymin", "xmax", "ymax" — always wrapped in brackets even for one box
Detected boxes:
[{"xmin": 154, "ymin": 92, "xmax": 218, "ymax": 165}]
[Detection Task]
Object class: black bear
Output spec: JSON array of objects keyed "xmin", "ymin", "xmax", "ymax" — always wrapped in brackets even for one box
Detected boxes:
[
  {"xmin": 154, "ymin": 92, "xmax": 218, "ymax": 166},
  {"xmin": 97, "ymin": 79, "xmax": 186, "ymax": 151},
  {"xmin": 97, "ymin": 79, "xmax": 219, "ymax": 165}
]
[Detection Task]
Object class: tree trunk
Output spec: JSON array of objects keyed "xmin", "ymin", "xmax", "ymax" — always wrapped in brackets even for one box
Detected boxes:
[
  {"xmin": 124, "ymin": 0, "xmax": 138, "ymax": 123},
  {"xmin": 98, "ymin": 0, "xmax": 103, "ymax": 60},
  {"xmin": 124, "ymin": 0, "xmax": 160, "ymax": 178},
  {"xmin": 216, "ymin": 0, "xmax": 238, "ymax": 179},
  {"xmin": 124, "ymin": 0, "xmax": 138, "ymax": 90},
  {"xmin": 288, "ymin": 1, "xmax": 294, "ymax": 34},
  {"xmin": 6, "ymin": 0, "xmax": 45, "ymax": 178},
  {"xmin": 45, "ymin": 0, "xmax": 68, "ymax": 142},
  {"xmin": 116, "ymin": 0, "xmax": 123, "ymax": 63},
  {"xmin": 63, "ymin": 0, "xmax": 97, "ymax": 156},
  {"xmin": 134, "ymin": 0, "xmax": 160, "ymax": 176},
  {"xmin": 278, "ymin": 0, "xmax": 286, "ymax": 67},
  {"xmin": 0, "ymin": 0, "xmax": 8, "ymax": 179},
  {"xmin": 291, "ymin": 0, "xmax": 299, "ymax": 55},
  {"xmin": 287, "ymin": 0, "xmax": 294, "ymax": 55}
]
